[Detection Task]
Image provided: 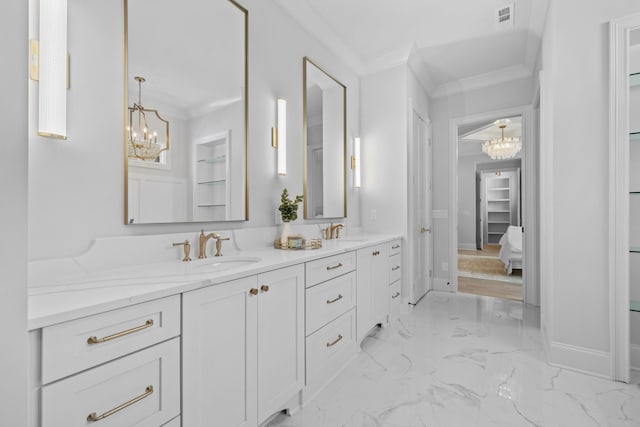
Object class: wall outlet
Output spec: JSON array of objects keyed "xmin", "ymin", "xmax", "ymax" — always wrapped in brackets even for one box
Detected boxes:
[
  {"xmin": 370, "ymin": 209, "xmax": 377, "ymax": 221},
  {"xmin": 442, "ymin": 262, "xmax": 448, "ymax": 272}
]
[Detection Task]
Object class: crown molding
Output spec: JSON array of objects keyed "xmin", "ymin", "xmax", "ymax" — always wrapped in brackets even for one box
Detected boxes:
[{"xmin": 431, "ymin": 64, "xmax": 532, "ymax": 98}]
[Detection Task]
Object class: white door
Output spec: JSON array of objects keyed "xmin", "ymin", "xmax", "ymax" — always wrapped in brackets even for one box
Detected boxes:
[
  {"xmin": 413, "ymin": 112, "xmax": 432, "ymax": 303},
  {"xmin": 257, "ymin": 265, "xmax": 305, "ymax": 423},
  {"xmin": 182, "ymin": 276, "xmax": 258, "ymax": 427}
]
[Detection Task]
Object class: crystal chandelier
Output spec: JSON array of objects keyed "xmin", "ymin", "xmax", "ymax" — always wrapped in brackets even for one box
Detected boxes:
[
  {"xmin": 127, "ymin": 76, "xmax": 170, "ymax": 161},
  {"xmin": 482, "ymin": 121, "xmax": 521, "ymax": 160}
]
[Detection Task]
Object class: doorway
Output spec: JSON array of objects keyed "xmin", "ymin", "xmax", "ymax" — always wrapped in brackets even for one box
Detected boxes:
[
  {"xmin": 457, "ymin": 116, "xmax": 523, "ymax": 301},
  {"xmin": 448, "ymin": 106, "xmax": 538, "ymax": 306}
]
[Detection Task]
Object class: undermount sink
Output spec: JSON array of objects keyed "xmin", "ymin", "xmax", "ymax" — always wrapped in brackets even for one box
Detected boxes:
[{"xmin": 190, "ymin": 256, "xmax": 261, "ymax": 272}]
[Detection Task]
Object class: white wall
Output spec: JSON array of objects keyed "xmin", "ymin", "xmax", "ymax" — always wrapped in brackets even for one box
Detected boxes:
[
  {"xmin": 538, "ymin": 0, "xmax": 640, "ymax": 377},
  {"xmin": 431, "ymin": 77, "xmax": 534, "ymax": 281},
  {"xmin": 28, "ymin": 0, "xmax": 361, "ymax": 261},
  {"xmin": 361, "ymin": 65, "xmax": 408, "ymax": 234},
  {"xmin": 0, "ymin": 1, "xmax": 29, "ymax": 424}
]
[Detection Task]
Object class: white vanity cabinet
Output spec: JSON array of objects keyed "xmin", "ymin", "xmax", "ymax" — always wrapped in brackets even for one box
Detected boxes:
[
  {"xmin": 32, "ymin": 296, "xmax": 181, "ymax": 427},
  {"xmin": 303, "ymin": 252, "xmax": 358, "ymax": 403},
  {"xmin": 388, "ymin": 239, "xmax": 403, "ymax": 325},
  {"xmin": 356, "ymin": 243, "xmax": 390, "ymax": 342},
  {"xmin": 182, "ymin": 264, "xmax": 305, "ymax": 426}
]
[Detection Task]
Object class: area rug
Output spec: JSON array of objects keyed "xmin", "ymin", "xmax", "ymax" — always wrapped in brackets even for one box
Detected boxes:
[{"xmin": 458, "ymin": 253, "xmax": 522, "ymax": 284}]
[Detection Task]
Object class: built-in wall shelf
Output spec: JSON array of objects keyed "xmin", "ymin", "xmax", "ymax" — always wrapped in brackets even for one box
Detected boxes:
[
  {"xmin": 631, "ymin": 72, "xmax": 640, "ymax": 87},
  {"xmin": 197, "ymin": 180, "xmax": 226, "ymax": 185},
  {"xmin": 197, "ymin": 204, "xmax": 226, "ymax": 208},
  {"xmin": 631, "ymin": 192, "xmax": 640, "ymax": 195},
  {"xmin": 632, "ymin": 300, "xmax": 640, "ymax": 313},
  {"xmin": 631, "ymin": 247, "xmax": 640, "ymax": 253},
  {"xmin": 197, "ymin": 156, "xmax": 226, "ymax": 164},
  {"xmin": 630, "ymin": 132, "xmax": 640, "ymax": 141}
]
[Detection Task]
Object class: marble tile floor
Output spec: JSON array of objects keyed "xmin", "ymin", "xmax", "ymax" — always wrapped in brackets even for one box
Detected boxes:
[{"xmin": 268, "ymin": 292, "xmax": 640, "ymax": 427}]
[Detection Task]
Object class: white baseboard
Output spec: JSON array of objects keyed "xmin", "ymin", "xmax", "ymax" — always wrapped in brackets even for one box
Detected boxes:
[
  {"xmin": 631, "ymin": 344, "xmax": 640, "ymax": 371},
  {"xmin": 547, "ymin": 341, "xmax": 611, "ymax": 379},
  {"xmin": 432, "ymin": 277, "xmax": 453, "ymax": 292},
  {"xmin": 458, "ymin": 243, "xmax": 477, "ymax": 251}
]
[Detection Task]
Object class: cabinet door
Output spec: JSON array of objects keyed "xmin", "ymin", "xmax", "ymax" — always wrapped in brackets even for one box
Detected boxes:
[
  {"xmin": 357, "ymin": 244, "xmax": 389, "ymax": 342},
  {"xmin": 182, "ymin": 276, "xmax": 258, "ymax": 427},
  {"xmin": 257, "ymin": 265, "xmax": 305, "ymax": 423}
]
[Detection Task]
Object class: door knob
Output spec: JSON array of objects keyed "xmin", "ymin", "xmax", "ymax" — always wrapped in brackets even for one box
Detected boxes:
[{"xmin": 420, "ymin": 227, "xmax": 431, "ymax": 233}]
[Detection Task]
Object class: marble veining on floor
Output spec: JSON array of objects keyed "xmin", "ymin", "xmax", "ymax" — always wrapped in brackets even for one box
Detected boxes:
[{"xmin": 268, "ymin": 292, "xmax": 640, "ymax": 427}]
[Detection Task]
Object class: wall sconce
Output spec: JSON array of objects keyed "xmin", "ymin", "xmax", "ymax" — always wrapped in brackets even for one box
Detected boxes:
[
  {"xmin": 272, "ymin": 98, "xmax": 287, "ymax": 175},
  {"xmin": 36, "ymin": 0, "xmax": 68, "ymax": 139},
  {"xmin": 352, "ymin": 137, "xmax": 361, "ymax": 188}
]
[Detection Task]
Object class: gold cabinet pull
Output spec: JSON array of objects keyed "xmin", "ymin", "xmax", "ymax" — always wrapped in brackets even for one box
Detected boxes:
[
  {"xmin": 326, "ymin": 262, "xmax": 343, "ymax": 271},
  {"xmin": 250, "ymin": 288, "xmax": 259, "ymax": 296},
  {"xmin": 87, "ymin": 320, "xmax": 153, "ymax": 345},
  {"xmin": 87, "ymin": 385, "xmax": 153, "ymax": 422},
  {"xmin": 392, "ymin": 266, "xmax": 400, "ymax": 271},
  {"xmin": 261, "ymin": 285, "xmax": 270, "ymax": 292},
  {"xmin": 326, "ymin": 334, "xmax": 343, "ymax": 347},
  {"xmin": 326, "ymin": 294, "xmax": 343, "ymax": 304},
  {"xmin": 392, "ymin": 292, "xmax": 401, "ymax": 299},
  {"xmin": 392, "ymin": 244, "xmax": 400, "ymax": 249}
]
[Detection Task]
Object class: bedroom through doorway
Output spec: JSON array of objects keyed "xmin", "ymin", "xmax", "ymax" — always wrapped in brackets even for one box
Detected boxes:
[{"xmin": 456, "ymin": 116, "xmax": 524, "ymax": 301}]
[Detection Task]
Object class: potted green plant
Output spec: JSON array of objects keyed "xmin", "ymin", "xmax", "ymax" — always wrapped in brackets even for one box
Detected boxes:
[{"xmin": 278, "ymin": 188, "xmax": 303, "ymax": 246}]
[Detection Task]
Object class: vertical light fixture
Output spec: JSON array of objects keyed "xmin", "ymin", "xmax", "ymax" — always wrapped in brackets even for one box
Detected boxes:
[
  {"xmin": 38, "ymin": 0, "xmax": 68, "ymax": 139},
  {"xmin": 352, "ymin": 137, "xmax": 361, "ymax": 188},
  {"xmin": 272, "ymin": 98, "xmax": 287, "ymax": 175}
]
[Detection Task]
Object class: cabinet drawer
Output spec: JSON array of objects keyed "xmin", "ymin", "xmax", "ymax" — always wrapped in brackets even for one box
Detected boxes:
[
  {"xmin": 305, "ymin": 251, "xmax": 356, "ymax": 288},
  {"xmin": 42, "ymin": 295, "xmax": 180, "ymax": 384},
  {"xmin": 389, "ymin": 254, "xmax": 402, "ymax": 283},
  {"xmin": 306, "ymin": 271, "xmax": 356, "ymax": 335},
  {"xmin": 306, "ymin": 309, "xmax": 356, "ymax": 385},
  {"xmin": 389, "ymin": 240, "xmax": 402, "ymax": 256},
  {"xmin": 389, "ymin": 280, "xmax": 401, "ymax": 325},
  {"xmin": 42, "ymin": 338, "xmax": 180, "ymax": 427}
]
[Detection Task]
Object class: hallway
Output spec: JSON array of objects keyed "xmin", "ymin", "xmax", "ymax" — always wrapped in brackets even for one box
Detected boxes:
[{"xmin": 269, "ymin": 292, "xmax": 640, "ymax": 426}]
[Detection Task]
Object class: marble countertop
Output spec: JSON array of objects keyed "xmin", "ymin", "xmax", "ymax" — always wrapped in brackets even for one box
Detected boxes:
[{"xmin": 28, "ymin": 233, "xmax": 400, "ymax": 330}]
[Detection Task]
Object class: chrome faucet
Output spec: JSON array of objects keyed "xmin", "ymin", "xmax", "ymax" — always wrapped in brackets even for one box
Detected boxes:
[
  {"xmin": 199, "ymin": 230, "xmax": 230, "ymax": 258},
  {"xmin": 324, "ymin": 223, "xmax": 344, "ymax": 240}
]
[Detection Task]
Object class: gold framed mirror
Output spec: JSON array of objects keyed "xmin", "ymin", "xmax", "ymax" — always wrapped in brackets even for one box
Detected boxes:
[
  {"xmin": 303, "ymin": 57, "xmax": 347, "ymax": 219},
  {"xmin": 124, "ymin": 0, "xmax": 248, "ymax": 224}
]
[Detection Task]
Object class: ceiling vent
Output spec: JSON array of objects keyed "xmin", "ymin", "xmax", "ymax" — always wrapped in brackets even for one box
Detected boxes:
[{"xmin": 496, "ymin": 3, "xmax": 514, "ymax": 30}]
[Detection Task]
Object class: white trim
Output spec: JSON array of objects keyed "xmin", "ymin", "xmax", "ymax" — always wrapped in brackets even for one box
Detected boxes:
[
  {"xmin": 458, "ymin": 243, "xmax": 476, "ymax": 251},
  {"xmin": 449, "ymin": 105, "xmax": 536, "ymax": 303},
  {"xmin": 547, "ymin": 341, "xmax": 612, "ymax": 379},
  {"xmin": 632, "ymin": 344, "xmax": 640, "ymax": 371},
  {"xmin": 608, "ymin": 14, "xmax": 640, "ymax": 383}
]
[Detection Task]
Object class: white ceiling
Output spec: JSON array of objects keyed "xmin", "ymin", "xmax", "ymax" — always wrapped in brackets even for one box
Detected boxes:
[
  {"xmin": 274, "ymin": 0, "xmax": 549, "ymax": 97},
  {"xmin": 459, "ymin": 116, "xmax": 522, "ymax": 157}
]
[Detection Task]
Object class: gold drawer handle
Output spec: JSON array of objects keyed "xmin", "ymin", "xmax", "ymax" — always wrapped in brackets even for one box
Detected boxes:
[
  {"xmin": 87, "ymin": 385, "xmax": 153, "ymax": 422},
  {"xmin": 326, "ymin": 262, "xmax": 343, "ymax": 271},
  {"xmin": 250, "ymin": 288, "xmax": 259, "ymax": 296},
  {"xmin": 392, "ymin": 266, "xmax": 400, "ymax": 271},
  {"xmin": 87, "ymin": 320, "xmax": 154, "ymax": 345},
  {"xmin": 392, "ymin": 292, "xmax": 401, "ymax": 299},
  {"xmin": 326, "ymin": 294, "xmax": 343, "ymax": 304},
  {"xmin": 261, "ymin": 285, "xmax": 270, "ymax": 292},
  {"xmin": 326, "ymin": 334, "xmax": 343, "ymax": 347},
  {"xmin": 392, "ymin": 245, "xmax": 400, "ymax": 249}
]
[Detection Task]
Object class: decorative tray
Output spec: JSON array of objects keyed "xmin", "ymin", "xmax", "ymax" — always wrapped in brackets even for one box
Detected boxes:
[{"xmin": 274, "ymin": 236, "xmax": 322, "ymax": 250}]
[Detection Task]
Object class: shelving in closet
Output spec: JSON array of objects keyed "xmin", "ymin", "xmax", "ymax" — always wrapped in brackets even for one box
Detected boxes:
[{"xmin": 193, "ymin": 132, "xmax": 230, "ymax": 221}]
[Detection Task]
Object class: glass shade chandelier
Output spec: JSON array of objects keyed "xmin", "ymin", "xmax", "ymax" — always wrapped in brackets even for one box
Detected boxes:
[
  {"xmin": 127, "ymin": 76, "xmax": 170, "ymax": 161},
  {"xmin": 482, "ymin": 121, "xmax": 521, "ymax": 160}
]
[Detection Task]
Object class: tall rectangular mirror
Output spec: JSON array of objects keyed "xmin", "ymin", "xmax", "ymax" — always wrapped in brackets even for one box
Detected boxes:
[
  {"xmin": 124, "ymin": 0, "xmax": 248, "ymax": 224},
  {"xmin": 303, "ymin": 57, "xmax": 347, "ymax": 219}
]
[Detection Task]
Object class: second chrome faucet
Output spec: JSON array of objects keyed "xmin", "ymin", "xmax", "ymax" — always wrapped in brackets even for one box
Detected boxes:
[{"xmin": 199, "ymin": 230, "xmax": 230, "ymax": 258}]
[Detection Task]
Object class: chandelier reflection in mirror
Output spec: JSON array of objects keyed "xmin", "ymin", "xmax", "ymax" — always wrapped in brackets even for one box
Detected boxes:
[
  {"xmin": 127, "ymin": 76, "xmax": 170, "ymax": 162},
  {"xmin": 482, "ymin": 120, "xmax": 521, "ymax": 160}
]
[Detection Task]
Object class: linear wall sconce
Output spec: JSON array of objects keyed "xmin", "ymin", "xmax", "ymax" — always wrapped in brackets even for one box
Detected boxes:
[
  {"xmin": 36, "ymin": 0, "xmax": 68, "ymax": 139},
  {"xmin": 272, "ymin": 98, "xmax": 287, "ymax": 175},
  {"xmin": 352, "ymin": 137, "xmax": 361, "ymax": 188}
]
